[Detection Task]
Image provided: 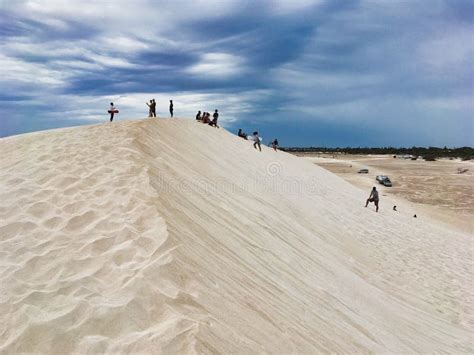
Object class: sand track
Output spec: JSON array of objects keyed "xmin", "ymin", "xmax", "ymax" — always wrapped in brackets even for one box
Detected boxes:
[{"xmin": 0, "ymin": 119, "xmax": 472, "ymax": 353}]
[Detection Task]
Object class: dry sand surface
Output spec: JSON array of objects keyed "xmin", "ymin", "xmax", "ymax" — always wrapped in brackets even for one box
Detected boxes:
[
  {"xmin": 0, "ymin": 119, "xmax": 472, "ymax": 353},
  {"xmin": 303, "ymin": 154, "xmax": 474, "ymax": 234}
]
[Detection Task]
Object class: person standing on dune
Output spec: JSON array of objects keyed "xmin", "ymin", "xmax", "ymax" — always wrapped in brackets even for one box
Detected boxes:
[
  {"xmin": 365, "ymin": 187, "xmax": 379, "ymax": 212},
  {"xmin": 108, "ymin": 102, "xmax": 118, "ymax": 122},
  {"xmin": 169, "ymin": 100, "xmax": 174, "ymax": 118},
  {"xmin": 151, "ymin": 99, "xmax": 156, "ymax": 117},
  {"xmin": 146, "ymin": 100, "xmax": 153, "ymax": 117}
]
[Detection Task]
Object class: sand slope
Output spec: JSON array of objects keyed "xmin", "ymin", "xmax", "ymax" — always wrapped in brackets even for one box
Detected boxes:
[
  {"xmin": 0, "ymin": 119, "xmax": 472, "ymax": 353},
  {"xmin": 306, "ymin": 154, "xmax": 474, "ymax": 233}
]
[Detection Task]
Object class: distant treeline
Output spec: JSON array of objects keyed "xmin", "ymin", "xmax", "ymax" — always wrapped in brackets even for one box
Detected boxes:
[{"xmin": 280, "ymin": 146, "xmax": 474, "ymax": 161}]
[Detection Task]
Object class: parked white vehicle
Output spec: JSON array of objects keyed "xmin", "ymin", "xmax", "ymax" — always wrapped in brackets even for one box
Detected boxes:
[{"xmin": 376, "ymin": 175, "xmax": 388, "ymax": 183}]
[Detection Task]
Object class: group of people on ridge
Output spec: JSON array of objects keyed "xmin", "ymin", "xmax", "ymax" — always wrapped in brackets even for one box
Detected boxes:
[
  {"xmin": 107, "ymin": 99, "xmax": 174, "ymax": 120},
  {"xmin": 146, "ymin": 99, "xmax": 173, "ymax": 118},
  {"xmin": 195, "ymin": 110, "xmax": 219, "ymax": 128}
]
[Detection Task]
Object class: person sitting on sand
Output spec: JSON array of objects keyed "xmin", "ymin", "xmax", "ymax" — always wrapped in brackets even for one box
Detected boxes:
[
  {"xmin": 238, "ymin": 129, "xmax": 247, "ymax": 139},
  {"xmin": 203, "ymin": 112, "xmax": 210, "ymax": 124},
  {"xmin": 209, "ymin": 117, "xmax": 219, "ymax": 127},
  {"xmin": 270, "ymin": 139, "xmax": 279, "ymax": 151},
  {"xmin": 253, "ymin": 131, "xmax": 262, "ymax": 152},
  {"xmin": 196, "ymin": 111, "xmax": 202, "ymax": 121},
  {"xmin": 365, "ymin": 187, "xmax": 379, "ymax": 212}
]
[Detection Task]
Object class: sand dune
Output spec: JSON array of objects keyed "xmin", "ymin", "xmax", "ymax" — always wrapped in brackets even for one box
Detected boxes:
[{"xmin": 0, "ymin": 119, "xmax": 472, "ymax": 353}]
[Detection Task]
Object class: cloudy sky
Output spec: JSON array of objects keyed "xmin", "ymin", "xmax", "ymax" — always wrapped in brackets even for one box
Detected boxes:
[{"xmin": 0, "ymin": 0, "xmax": 472, "ymax": 146}]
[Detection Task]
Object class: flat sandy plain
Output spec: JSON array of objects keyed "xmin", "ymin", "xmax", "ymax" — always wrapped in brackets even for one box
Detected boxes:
[{"xmin": 299, "ymin": 153, "xmax": 473, "ymax": 233}]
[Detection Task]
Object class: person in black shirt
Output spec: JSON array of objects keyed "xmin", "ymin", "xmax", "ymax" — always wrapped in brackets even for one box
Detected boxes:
[
  {"xmin": 151, "ymin": 99, "xmax": 156, "ymax": 117},
  {"xmin": 270, "ymin": 139, "xmax": 279, "ymax": 151},
  {"xmin": 238, "ymin": 129, "xmax": 247, "ymax": 139}
]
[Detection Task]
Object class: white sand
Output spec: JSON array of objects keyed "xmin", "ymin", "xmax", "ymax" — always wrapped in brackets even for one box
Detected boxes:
[
  {"xmin": 0, "ymin": 119, "xmax": 472, "ymax": 353},
  {"xmin": 306, "ymin": 155, "xmax": 474, "ymax": 233}
]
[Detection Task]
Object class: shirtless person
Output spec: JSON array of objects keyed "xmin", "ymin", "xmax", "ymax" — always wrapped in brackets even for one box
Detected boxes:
[{"xmin": 365, "ymin": 187, "xmax": 379, "ymax": 212}]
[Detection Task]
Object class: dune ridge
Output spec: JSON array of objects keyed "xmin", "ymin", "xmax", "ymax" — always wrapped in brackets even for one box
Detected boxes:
[{"xmin": 0, "ymin": 119, "xmax": 472, "ymax": 353}]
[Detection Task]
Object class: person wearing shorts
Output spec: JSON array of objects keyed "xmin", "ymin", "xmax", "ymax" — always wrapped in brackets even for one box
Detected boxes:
[{"xmin": 365, "ymin": 187, "xmax": 379, "ymax": 212}]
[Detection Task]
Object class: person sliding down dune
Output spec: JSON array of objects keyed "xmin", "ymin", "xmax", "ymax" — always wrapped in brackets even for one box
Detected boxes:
[
  {"xmin": 270, "ymin": 139, "xmax": 279, "ymax": 151},
  {"xmin": 365, "ymin": 186, "xmax": 379, "ymax": 212},
  {"xmin": 252, "ymin": 131, "xmax": 262, "ymax": 152}
]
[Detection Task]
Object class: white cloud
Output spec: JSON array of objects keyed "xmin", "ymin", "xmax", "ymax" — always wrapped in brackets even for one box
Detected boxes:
[
  {"xmin": 417, "ymin": 25, "xmax": 474, "ymax": 72},
  {"xmin": 17, "ymin": 0, "xmax": 241, "ymax": 36},
  {"xmin": 273, "ymin": 66, "xmax": 383, "ymax": 89},
  {"xmin": 269, "ymin": 0, "xmax": 325, "ymax": 15},
  {"xmin": 85, "ymin": 53, "xmax": 137, "ymax": 68},
  {"xmin": 0, "ymin": 54, "xmax": 67, "ymax": 86},
  {"xmin": 100, "ymin": 36, "xmax": 150, "ymax": 52},
  {"xmin": 186, "ymin": 53, "xmax": 246, "ymax": 78},
  {"xmin": 415, "ymin": 96, "xmax": 473, "ymax": 112}
]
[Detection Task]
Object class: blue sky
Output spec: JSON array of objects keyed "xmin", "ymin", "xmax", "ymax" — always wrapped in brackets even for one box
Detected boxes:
[{"xmin": 0, "ymin": 0, "xmax": 472, "ymax": 147}]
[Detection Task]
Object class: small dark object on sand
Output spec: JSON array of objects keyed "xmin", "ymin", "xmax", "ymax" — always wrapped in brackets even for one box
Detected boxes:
[{"xmin": 413, "ymin": 214, "xmax": 417, "ymax": 218}]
